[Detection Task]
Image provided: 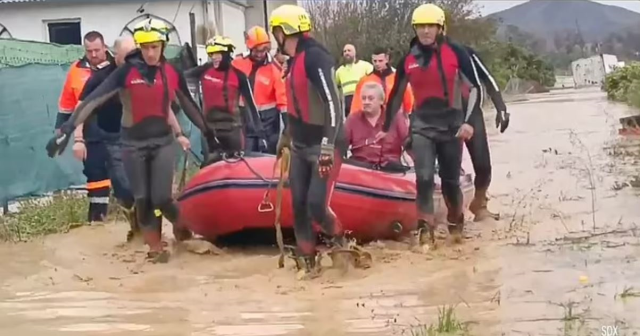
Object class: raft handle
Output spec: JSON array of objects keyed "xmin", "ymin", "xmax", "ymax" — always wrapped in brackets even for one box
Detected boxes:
[{"xmin": 258, "ymin": 200, "xmax": 274, "ymax": 212}]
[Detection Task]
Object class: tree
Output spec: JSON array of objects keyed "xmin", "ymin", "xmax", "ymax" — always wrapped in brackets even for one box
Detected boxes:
[{"xmin": 301, "ymin": 0, "xmax": 556, "ymax": 89}]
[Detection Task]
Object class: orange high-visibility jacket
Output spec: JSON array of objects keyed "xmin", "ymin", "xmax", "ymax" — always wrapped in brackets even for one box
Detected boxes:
[
  {"xmin": 350, "ymin": 69, "xmax": 414, "ymax": 115},
  {"xmin": 58, "ymin": 59, "xmax": 93, "ymax": 114},
  {"xmin": 232, "ymin": 53, "xmax": 287, "ymax": 113}
]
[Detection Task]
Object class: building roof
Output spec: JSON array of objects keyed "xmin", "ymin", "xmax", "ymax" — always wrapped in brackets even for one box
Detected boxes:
[
  {"xmin": 0, "ymin": 0, "xmax": 45, "ymax": 3},
  {"xmin": 0, "ymin": 0, "xmax": 176, "ymax": 3}
]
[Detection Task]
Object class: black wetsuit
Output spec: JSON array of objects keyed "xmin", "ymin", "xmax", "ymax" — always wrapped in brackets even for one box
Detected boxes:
[
  {"xmin": 464, "ymin": 47, "xmax": 507, "ymax": 193},
  {"xmin": 57, "ymin": 50, "xmax": 213, "ymax": 232},
  {"xmin": 284, "ymin": 37, "xmax": 346, "ymax": 257},
  {"xmin": 384, "ymin": 37, "xmax": 481, "ymax": 227},
  {"xmin": 185, "ymin": 61, "xmax": 265, "ymax": 166},
  {"xmin": 79, "ymin": 61, "xmax": 134, "ymax": 210}
]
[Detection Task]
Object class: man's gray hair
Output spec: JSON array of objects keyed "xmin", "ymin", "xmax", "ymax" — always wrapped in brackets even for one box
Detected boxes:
[
  {"xmin": 361, "ymin": 81, "xmax": 385, "ymax": 101},
  {"xmin": 114, "ymin": 35, "xmax": 135, "ymax": 49}
]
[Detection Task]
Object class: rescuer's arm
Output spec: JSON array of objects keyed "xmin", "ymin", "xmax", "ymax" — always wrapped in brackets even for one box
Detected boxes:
[
  {"xmin": 452, "ymin": 44, "xmax": 481, "ymax": 123},
  {"xmin": 383, "ymin": 56, "xmax": 409, "ymax": 132},
  {"xmin": 48, "ymin": 66, "xmax": 125, "ymax": 158},
  {"xmin": 305, "ymin": 48, "xmax": 343, "ymax": 151},
  {"xmin": 183, "ymin": 63, "xmax": 209, "ymax": 85},
  {"xmin": 61, "ymin": 66, "xmax": 127, "ymax": 135},
  {"xmin": 467, "ymin": 47, "xmax": 506, "ymax": 112},
  {"xmin": 55, "ymin": 63, "xmax": 80, "ymax": 130},
  {"xmin": 468, "ymin": 47, "xmax": 509, "ymax": 132},
  {"xmin": 237, "ymin": 69, "xmax": 266, "ymax": 142},
  {"xmin": 74, "ymin": 71, "xmax": 103, "ymax": 141},
  {"xmin": 175, "ymin": 70, "xmax": 213, "ymax": 136}
]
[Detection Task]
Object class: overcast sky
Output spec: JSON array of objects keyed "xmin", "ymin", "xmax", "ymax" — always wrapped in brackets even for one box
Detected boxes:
[{"xmin": 478, "ymin": 0, "xmax": 640, "ymax": 15}]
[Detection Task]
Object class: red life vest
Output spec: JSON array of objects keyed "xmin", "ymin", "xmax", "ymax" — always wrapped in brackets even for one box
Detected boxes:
[
  {"xmin": 404, "ymin": 43, "xmax": 459, "ymax": 108},
  {"xmin": 286, "ymin": 50, "xmax": 311, "ymax": 122},
  {"xmin": 201, "ymin": 67, "xmax": 241, "ymax": 114},
  {"xmin": 124, "ymin": 64, "xmax": 178, "ymax": 124}
]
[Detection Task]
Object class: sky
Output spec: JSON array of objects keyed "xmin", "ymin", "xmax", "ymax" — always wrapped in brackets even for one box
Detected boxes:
[{"xmin": 477, "ymin": 0, "xmax": 640, "ymax": 15}]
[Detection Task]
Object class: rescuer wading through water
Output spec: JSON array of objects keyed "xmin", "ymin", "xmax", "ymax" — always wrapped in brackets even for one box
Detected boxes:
[
  {"xmin": 46, "ymin": 18, "xmax": 216, "ymax": 263},
  {"xmin": 382, "ymin": 4, "xmax": 481, "ymax": 246},
  {"xmin": 270, "ymin": 4, "xmax": 371, "ymax": 278},
  {"xmin": 463, "ymin": 45, "xmax": 509, "ymax": 221},
  {"xmin": 185, "ymin": 36, "xmax": 267, "ymax": 166}
]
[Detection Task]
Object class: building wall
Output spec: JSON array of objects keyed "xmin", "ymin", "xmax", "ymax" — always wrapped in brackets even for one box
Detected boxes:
[
  {"xmin": 0, "ymin": 2, "xmax": 208, "ymax": 46},
  {"xmin": 0, "ymin": 0, "xmax": 297, "ymax": 54}
]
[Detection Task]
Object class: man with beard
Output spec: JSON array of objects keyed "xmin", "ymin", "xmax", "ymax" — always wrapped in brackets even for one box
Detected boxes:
[{"xmin": 335, "ymin": 44, "xmax": 372, "ymax": 118}]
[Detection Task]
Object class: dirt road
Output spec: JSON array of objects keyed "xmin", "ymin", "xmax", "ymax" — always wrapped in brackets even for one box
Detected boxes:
[{"xmin": 1, "ymin": 87, "xmax": 639, "ymax": 336}]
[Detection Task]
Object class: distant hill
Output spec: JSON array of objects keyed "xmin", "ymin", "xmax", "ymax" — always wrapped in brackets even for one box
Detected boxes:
[{"xmin": 488, "ymin": 0, "xmax": 640, "ymax": 45}]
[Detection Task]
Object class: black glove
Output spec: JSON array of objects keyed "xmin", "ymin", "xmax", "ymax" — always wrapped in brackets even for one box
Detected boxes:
[
  {"xmin": 276, "ymin": 133, "xmax": 291, "ymax": 159},
  {"xmin": 496, "ymin": 109, "xmax": 510, "ymax": 133},
  {"xmin": 46, "ymin": 123, "xmax": 73, "ymax": 158},
  {"xmin": 46, "ymin": 131, "xmax": 71, "ymax": 158},
  {"xmin": 318, "ymin": 143, "xmax": 334, "ymax": 178}
]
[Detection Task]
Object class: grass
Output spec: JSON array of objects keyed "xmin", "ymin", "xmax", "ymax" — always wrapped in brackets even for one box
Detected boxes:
[
  {"xmin": 410, "ymin": 305, "xmax": 469, "ymax": 336},
  {"xmin": 615, "ymin": 286, "xmax": 640, "ymax": 300},
  {"xmin": 0, "ymin": 193, "xmax": 88, "ymax": 242}
]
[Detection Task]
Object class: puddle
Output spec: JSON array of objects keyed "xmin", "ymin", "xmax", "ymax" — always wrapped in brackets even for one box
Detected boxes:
[{"xmin": 1, "ymin": 87, "xmax": 640, "ymax": 335}]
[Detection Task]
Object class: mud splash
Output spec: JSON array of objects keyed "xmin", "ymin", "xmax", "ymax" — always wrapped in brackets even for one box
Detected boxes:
[{"xmin": 1, "ymin": 87, "xmax": 640, "ymax": 335}]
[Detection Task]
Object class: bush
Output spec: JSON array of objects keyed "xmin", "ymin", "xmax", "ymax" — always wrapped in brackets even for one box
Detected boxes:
[
  {"xmin": 0, "ymin": 194, "xmax": 88, "ymax": 242},
  {"xmin": 604, "ymin": 62, "xmax": 640, "ymax": 108}
]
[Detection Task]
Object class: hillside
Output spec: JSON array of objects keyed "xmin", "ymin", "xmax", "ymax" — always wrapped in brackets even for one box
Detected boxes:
[{"xmin": 488, "ymin": 0, "xmax": 640, "ymax": 43}]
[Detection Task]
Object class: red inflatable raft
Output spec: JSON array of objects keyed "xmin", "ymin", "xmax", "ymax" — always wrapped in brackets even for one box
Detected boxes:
[{"xmin": 178, "ymin": 152, "xmax": 475, "ymax": 242}]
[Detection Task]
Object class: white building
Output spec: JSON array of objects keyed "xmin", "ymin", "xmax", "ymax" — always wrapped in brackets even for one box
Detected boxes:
[
  {"xmin": 0, "ymin": 0, "xmax": 295, "ymax": 60},
  {"xmin": 570, "ymin": 54, "xmax": 621, "ymax": 88}
]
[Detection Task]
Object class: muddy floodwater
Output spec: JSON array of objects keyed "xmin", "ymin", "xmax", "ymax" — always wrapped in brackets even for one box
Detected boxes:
[{"xmin": 1, "ymin": 87, "xmax": 640, "ymax": 335}]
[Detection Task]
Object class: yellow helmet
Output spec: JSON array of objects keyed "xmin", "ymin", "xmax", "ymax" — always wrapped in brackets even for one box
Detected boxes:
[
  {"xmin": 206, "ymin": 36, "xmax": 235, "ymax": 54},
  {"xmin": 269, "ymin": 4, "xmax": 312, "ymax": 36},
  {"xmin": 133, "ymin": 18, "xmax": 170, "ymax": 45},
  {"xmin": 412, "ymin": 4, "xmax": 446, "ymax": 27}
]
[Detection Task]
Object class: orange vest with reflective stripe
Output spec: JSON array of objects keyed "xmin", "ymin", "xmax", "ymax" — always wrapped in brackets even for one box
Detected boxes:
[
  {"xmin": 232, "ymin": 55, "xmax": 287, "ymax": 113},
  {"xmin": 350, "ymin": 70, "xmax": 414, "ymax": 115},
  {"xmin": 58, "ymin": 60, "xmax": 92, "ymax": 113}
]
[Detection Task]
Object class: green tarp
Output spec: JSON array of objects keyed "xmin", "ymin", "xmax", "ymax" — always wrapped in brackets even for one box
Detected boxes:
[{"xmin": 0, "ymin": 38, "xmax": 202, "ymax": 204}]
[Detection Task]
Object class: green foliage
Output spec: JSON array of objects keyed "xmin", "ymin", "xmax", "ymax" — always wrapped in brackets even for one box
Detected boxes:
[
  {"xmin": 476, "ymin": 42, "xmax": 556, "ymax": 89},
  {"xmin": 603, "ymin": 62, "xmax": 640, "ymax": 108},
  {"xmin": 0, "ymin": 194, "xmax": 88, "ymax": 242},
  {"xmin": 410, "ymin": 305, "xmax": 469, "ymax": 336}
]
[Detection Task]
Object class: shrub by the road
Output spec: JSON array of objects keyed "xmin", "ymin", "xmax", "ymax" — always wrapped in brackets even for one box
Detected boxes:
[
  {"xmin": 604, "ymin": 62, "xmax": 640, "ymax": 108},
  {"xmin": 0, "ymin": 194, "xmax": 88, "ymax": 242}
]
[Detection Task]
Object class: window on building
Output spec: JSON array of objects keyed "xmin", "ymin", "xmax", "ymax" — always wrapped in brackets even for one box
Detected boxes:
[
  {"xmin": 46, "ymin": 20, "xmax": 81, "ymax": 45},
  {"xmin": 0, "ymin": 23, "xmax": 11, "ymax": 38},
  {"xmin": 120, "ymin": 14, "xmax": 181, "ymax": 45}
]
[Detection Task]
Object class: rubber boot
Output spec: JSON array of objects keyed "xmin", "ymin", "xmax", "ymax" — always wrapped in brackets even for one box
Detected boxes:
[
  {"xmin": 469, "ymin": 188, "xmax": 498, "ymax": 222},
  {"xmin": 123, "ymin": 205, "xmax": 140, "ymax": 242},
  {"xmin": 142, "ymin": 228, "xmax": 169, "ymax": 263},
  {"xmin": 417, "ymin": 219, "xmax": 435, "ymax": 246},
  {"xmin": 447, "ymin": 214, "xmax": 465, "ymax": 244},
  {"xmin": 296, "ymin": 255, "xmax": 320, "ymax": 280}
]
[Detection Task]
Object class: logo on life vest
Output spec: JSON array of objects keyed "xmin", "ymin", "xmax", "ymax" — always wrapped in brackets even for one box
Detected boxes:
[
  {"xmin": 130, "ymin": 79, "xmax": 148, "ymax": 85},
  {"xmin": 203, "ymin": 75, "xmax": 223, "ymax": 83},
  {"xmin": 407, "ymin": 62, "xmax": 419, "ymax": 70}
]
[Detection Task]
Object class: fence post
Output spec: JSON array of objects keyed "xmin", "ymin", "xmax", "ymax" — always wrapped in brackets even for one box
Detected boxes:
[{"xmin": 2, "ymin": 197, "xmax": 8, "ymax": 215}]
